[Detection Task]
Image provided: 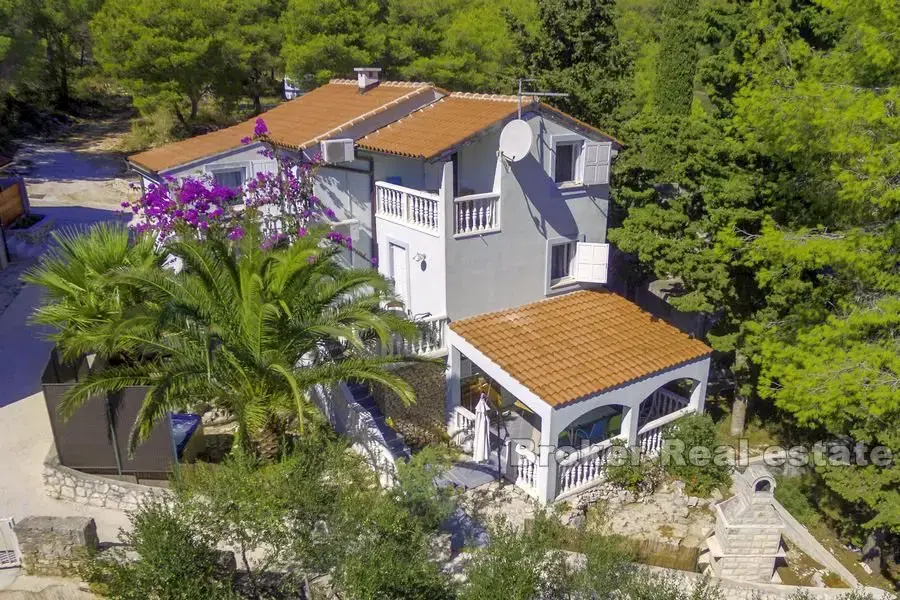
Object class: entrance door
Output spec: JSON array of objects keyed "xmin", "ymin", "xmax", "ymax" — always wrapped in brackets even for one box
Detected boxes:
[{"xmin": 389, "ymin": 243, "xmax": 410, "ymax": 311}]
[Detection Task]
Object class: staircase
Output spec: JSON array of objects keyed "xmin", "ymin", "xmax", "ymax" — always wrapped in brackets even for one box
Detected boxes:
[{"xmin": 345, "ymin": 381, "xmax": 410, "ymax": 460}]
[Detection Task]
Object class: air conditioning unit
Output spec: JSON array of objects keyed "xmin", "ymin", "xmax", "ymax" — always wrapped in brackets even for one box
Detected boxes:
[{"xmin": 321, "ymin": 139, "xmax": 355, "ymax": 164}]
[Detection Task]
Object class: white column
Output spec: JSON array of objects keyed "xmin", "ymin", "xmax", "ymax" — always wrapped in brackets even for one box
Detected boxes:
[
  {"xmin": 445, "ymin": 345, "xmax": 462, "ymax": 434},
  {"xmin": 690, "ymin": 358, "xmax": 710, "ymax": 414},
  {"xmin": 440, "ymin": 161, "xmax": 454, "ymax": 236},
  {"xmin": 622, "ymin": 404, "xmax": 640, "ymax": 448},
  {"xmin": 536, "ymin": 411, "xmax": 556, "ymax": 504}
]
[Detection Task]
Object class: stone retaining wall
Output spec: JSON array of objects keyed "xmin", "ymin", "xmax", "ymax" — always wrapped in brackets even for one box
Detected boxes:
[
  {"xmin": 372, "ymin": 362, "xmax": 447, "ymax": 449},
  {"xmin": 645, "ymin": 565, "xmax": 891, "ymax": 600},
  {"xmin": 42, "ymin": 447, "xmax": 171, "ymax": 512},
  {"xmin": 14, "ymin": 517, "xmax": 98, "ymax": 577}
]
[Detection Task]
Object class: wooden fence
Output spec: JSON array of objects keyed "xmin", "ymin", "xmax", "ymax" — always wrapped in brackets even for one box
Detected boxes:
[{"xmin": 0, "ymin": 179, "xmax": 25, "ymax": 226}]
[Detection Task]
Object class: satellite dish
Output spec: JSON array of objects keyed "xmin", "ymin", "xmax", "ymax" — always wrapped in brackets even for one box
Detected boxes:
[{"xmin": 499, "ymin": 119, "xmax": 533, "ymax": 162}]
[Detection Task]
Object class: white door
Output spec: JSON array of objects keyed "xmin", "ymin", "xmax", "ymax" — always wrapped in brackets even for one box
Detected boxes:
[{"xmin": 389, "ymin": 243, "xmax": 410, "ymax": 311}]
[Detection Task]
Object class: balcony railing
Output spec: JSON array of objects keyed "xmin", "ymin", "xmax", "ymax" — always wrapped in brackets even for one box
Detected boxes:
[
  {"xmin": 380, "ymin": 315, "xmax": 449, "ymax": 357},
  {"xmin": 375, "ymin": 182, "xmax": 440, "ymax": 234},
  {"xmin": 454, "ymin": 192, "xmax": 500, "ymax": 237}
]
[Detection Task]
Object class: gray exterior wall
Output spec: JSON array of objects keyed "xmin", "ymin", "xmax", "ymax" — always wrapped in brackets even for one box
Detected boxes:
[{"xmin": 443, "ymin": 111, "xmax": 610, "ymax": 320}]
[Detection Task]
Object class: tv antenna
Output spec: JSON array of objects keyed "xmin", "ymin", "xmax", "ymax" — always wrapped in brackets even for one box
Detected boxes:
[{"xmin": 517, "ymin": 78, "xmax": 569, "ymax": 119}]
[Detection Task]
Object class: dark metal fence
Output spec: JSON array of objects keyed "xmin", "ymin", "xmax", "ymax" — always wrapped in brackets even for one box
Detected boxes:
[{"xmin": 41, "ymin": 349, "xmax": 189, "ymax": 480}]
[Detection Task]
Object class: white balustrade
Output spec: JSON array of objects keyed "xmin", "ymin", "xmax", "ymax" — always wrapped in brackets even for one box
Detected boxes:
[
  {"xmin": 556, "ymin": 435, "xmax": 625, "ymax": 498},
  {"xmin": 640, "ymin": 387, "xmax": 690, "ymax": 425},
  {"xmin": 375, "ymin": 182, "xmax": 440, "ymax": 234},
  {"xmin": 513, "ymin": 445, "xmax": 537, "ymax": 490},
  {"xmin": 454, "ymin": 192, "xmax": 500, "ymax": 237},
  {"xmin": 383, "ymin": 315, "xmax": 449, "ymax": 356},
  {"xmin": 637, "ymin": 406, "xmax": 696, "ymax": 457},
  {"xmin": 453, "ymin": 405, "xmax": 476, "ymax": 437}
]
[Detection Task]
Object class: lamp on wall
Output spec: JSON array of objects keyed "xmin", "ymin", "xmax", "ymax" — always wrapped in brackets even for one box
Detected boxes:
[{"xmin": 413, "ymin": 252, "xmax": 426, "ymax": 263}]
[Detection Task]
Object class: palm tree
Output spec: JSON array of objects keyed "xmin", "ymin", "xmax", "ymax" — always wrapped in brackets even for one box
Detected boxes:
[
  {"xmin": 54, "ymin": 225, "xmax": 425, "ymax": 459},
  {"xmin": 24, "ymin": 223, "xmax": 162, "ymax": 362}
]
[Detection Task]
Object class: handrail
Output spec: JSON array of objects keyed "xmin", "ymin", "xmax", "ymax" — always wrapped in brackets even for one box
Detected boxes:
[
  {"xmin": 513, "ymin": 443, "xmax": 536, "ymax": 462},
  {"xmin": 637, "ymin": 406, "xmax": 695, "ymax": 435},
  {"xmin": 453, "ymin": 191, "xmax": 499, "ymax": 202},
  {"xmin": 559, "ymin": 433, "xmax": 627, "ymax": 466},
  {"xmin": 454, "ymin": 405, "xmax": 475, "ymax": 422},
  {"xmin": 377, "ymin": 180, "xmax": 440, "ymax": 200}
]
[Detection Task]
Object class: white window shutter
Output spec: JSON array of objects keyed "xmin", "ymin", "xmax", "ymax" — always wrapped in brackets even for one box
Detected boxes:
[
  {"xmin": 574, "ymin": 242, "xmax": 609, "ymax": 284},
  {"xmin": 251, "ymin": 160, "xmax": 277, "ymax": 177},
  {"xmin": 581, "ymin": 141, "xmax": 611, "ymax": 186}
]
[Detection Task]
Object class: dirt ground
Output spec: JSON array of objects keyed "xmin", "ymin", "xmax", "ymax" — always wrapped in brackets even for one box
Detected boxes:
[
  {"xmin": 0, "ymin": 113, "xmax": 138, "ymax": 320},
  {"xmin": 12, "ymin": 113, "xmax": 140, "ymax": 210}
]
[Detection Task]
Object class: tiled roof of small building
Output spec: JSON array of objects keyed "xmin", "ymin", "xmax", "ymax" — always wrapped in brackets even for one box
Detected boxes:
[
  {"xmin": 129, "ymin": 80, "xmax": 435, "ymax": 173},
  {"xmin": 449, "ymin": 290, "xmax": 712, "ymax": 407},
  {"xmin": 358, "ymin": 93, "xmax": 623, "ymax": 160}
]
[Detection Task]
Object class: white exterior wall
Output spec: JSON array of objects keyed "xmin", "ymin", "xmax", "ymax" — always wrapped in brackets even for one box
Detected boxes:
[
  {"xmin": 376, "ymin": 219, "xmax": 447, "ymax": 318},
  {"xmin": 456, "ymin": 130, "xmax": 500, "ymax": 195}
]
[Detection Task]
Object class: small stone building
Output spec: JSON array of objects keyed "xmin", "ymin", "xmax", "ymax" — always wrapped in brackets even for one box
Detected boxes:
[{"xmin": 704, "ymin": 464, "xmax": 786, "ymax": 582}]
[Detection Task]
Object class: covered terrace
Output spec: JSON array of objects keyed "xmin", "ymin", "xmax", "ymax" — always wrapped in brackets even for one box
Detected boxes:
[{"xmin": 445, "ymin": 290, "xmax": 712, "ymax": 503}]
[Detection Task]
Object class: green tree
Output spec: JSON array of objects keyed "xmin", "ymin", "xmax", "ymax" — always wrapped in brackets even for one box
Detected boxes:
[
  {"xmin": 280, "ymin": 0, "xmax": 383, "ymax": 85},
  {"xmin": 28, "ymin": 0, "xmax": 101, "ymax": 109},
  {"xmin": 506, "ymin": 0, "xmax": 629, "ymax": 129},
  {"xmin": 91, "ymin": 0, "xmax": 231, "ymax": 127},
  {"xmin": 653, "ymin": 0, "xmax": 698, "ymax": 115},
  {"xmin": 220, "ymin": 0, "xmax": 287, "ymax": 114},
  {"xmin": 37, "ymin": 224, "xmax": 421, "ymax": 459}
]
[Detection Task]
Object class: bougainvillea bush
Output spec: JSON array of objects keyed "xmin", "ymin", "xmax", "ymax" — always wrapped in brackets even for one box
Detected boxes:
[{"xmin": 123, "ymin": 118, "xmax": 353, "ymax": 252}]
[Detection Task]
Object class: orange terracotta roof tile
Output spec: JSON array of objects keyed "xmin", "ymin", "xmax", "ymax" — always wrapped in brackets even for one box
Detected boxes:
[
  {"xmin": 129, "ymin": 80, "xmax": 435, "ymax": 173},
  {"xmin": 358, "ymin": 93, "xmax": 623, "ymax": 160},
  {"xmin": 449, "ymin": 290, "xmax": 712, "ymax": 407}
]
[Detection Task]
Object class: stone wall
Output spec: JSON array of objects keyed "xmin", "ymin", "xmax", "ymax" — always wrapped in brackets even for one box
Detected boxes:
[
  {"xmin": 14, "ymin": 517, "xmax": 98, "ymax": 577},
  {"xmin": 644, "ymin": 565, "xmax": 892, "ymax": 600},
  {"xmin": 43, "ymin": 447, "xmax": 171, "ymax": 512},
  {"xmin": 372, "ymin": 362, "xmax": 447, "ymax": 450}
]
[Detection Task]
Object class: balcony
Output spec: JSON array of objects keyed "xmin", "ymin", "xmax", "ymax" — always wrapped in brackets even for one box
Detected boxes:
[
  {"xmin": 375, "ymin": 182, "xmax": 441, "ymax": 235},
  {"xmin": 374, "ymin": 181, "xmax": 500, "ymax": 238}
]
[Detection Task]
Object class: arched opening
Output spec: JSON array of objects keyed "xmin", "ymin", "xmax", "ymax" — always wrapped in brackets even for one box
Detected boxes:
[
  {"xmin": 755, "ymin": 479, "xmax": 772, "ymax": 493},
  {"xmin": 558, "ymin": 404, "xmax": 626, "ymax": 449},
  {"xmin": 637, "ymin": 378, "xmax": 698, "ymax": 429}
]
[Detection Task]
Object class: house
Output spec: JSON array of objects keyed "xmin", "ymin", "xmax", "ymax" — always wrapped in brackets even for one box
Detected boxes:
[{"xmin": 129, "ymin": 68, "xmax": 713, "ymax": 503}]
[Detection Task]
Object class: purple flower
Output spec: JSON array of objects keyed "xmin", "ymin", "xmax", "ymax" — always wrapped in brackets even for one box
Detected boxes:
[
  {"xmin": 324, "ymin": 207, "xmax": 336, "ymax": 220},
  {"xmin": 227, "ymin": 226, "xmax": 245, "ymax": 241},
  {"xmin": 297, "ymin": 227, "xmax": 307, "ymax": 237},
  {"xmin": 240, "ymin": 136, "xmax": 252, "ymax": 145},
  {"xmin": 120, "ymin": 201, "xmax": 131, "ymax": 208},
  {"xmin": 254, "ymin": 118, "xmax": 269, "ymax": 137},
  {"xmin": 371, "ymin": 256, "xmax": 378, "ymax": 267}
]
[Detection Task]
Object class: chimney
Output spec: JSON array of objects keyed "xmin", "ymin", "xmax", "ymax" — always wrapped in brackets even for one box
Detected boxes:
[{"xmin": 354, "ymin": 67, "xmax": 381, "ymax": 93}]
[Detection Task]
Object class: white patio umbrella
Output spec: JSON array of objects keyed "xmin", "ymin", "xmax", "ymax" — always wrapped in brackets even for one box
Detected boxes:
[{"xmin": 473, "ymin": 394, "xmax": 491, "ymax": 463}]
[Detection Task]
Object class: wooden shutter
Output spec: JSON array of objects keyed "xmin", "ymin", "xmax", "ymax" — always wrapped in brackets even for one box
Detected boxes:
[
  {"xmin": 581, "ymin": 141, "xmax": 611, "ymax": 186},
  {"xmin": 574, "ymin": 242, "xmax": 609, "ymax": 284}
]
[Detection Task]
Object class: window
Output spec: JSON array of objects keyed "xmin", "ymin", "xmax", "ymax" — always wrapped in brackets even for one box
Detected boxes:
[
  {"xmin": 550, "ymin": 241, "xmax": 577, "ymax": 282},
  {"xmin": 211, "ymin": 168, "xmax": 244, "ymax": 190},
  {"xmin": 554, "ymin": 142, "xmax": 579, "ymax": 184}
]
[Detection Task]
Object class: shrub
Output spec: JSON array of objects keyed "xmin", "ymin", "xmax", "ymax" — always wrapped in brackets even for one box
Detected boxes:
[
  {"xmin": 82, "ymin": 499, "xmax": 238, "ymax": 600},
  {"xmin": 662, "ymin": 413, "xmax": 731, "ymax": 496},
  {"xmin": 394, "ymin": 446, "xmax": 456, "ymax": 531},
  {"xmin": 605, "ymin": 439, "xmax": 661, "ymax": 493}
]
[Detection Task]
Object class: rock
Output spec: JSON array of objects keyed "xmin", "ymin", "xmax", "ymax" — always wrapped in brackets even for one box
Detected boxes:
[
  {"xmin": 710, "ymin": 488, "xmax": 724, "ymax": 502},
  {"xmin": 672, "ymin": 480, "xmax": 686, "ymax": 495},
  {"xmin": 687, "ymin": 496, "xmax": 700, "ymax": 507}
]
